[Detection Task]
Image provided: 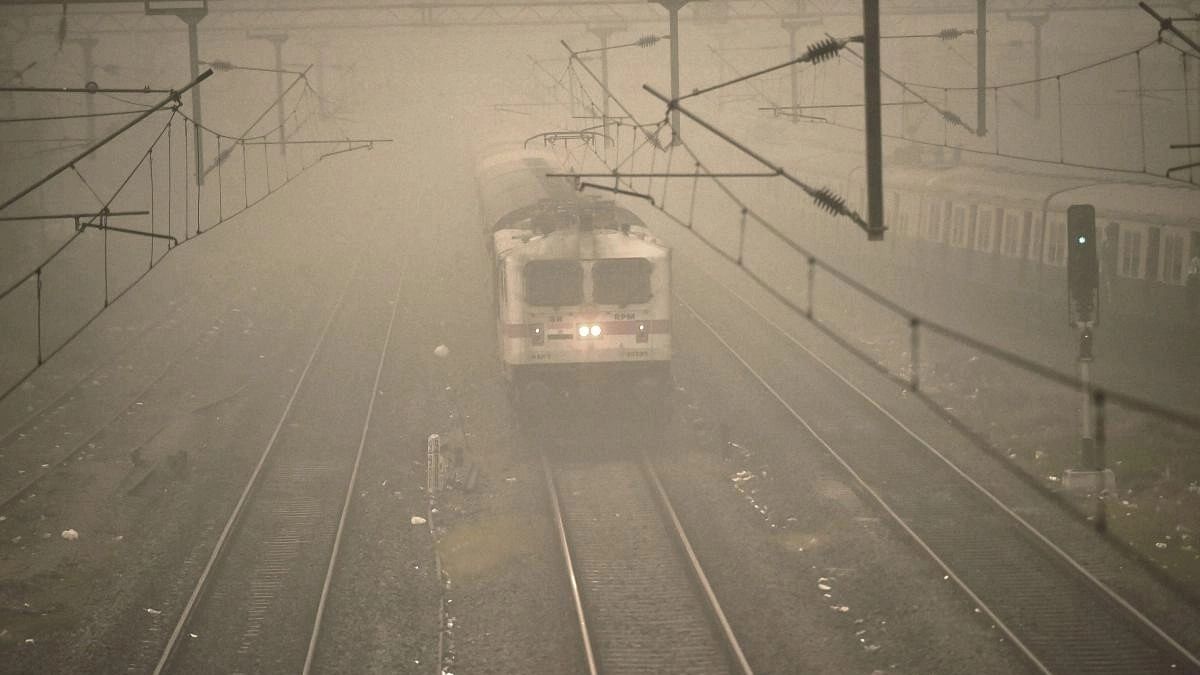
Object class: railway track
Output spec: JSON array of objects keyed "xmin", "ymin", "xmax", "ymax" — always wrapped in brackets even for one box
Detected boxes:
[
  {"xmin": 0, "ymin": 279, "xmax": 266, "ymax": 515},
  {"xmin": 542, "ymin": 449, "xmax": 753, "ymax": 675},
  {"xmin": 679, "ymin": 279, "xmax": 1200, "ymax": 675},
  {"xmin": 150, "ymin": 261, "xmax": 404, "ymax": 674}
]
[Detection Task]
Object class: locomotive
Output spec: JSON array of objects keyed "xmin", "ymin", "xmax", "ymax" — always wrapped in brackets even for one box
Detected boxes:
[{"xmin": 475, "ymin": 146, "xmax": 672, "ymax": 417}]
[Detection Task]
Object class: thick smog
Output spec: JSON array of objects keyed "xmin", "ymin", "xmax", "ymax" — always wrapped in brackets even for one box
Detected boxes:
[{"xmin": 1, "ymin": 1, "xmax": 1199, "ymax": 673}]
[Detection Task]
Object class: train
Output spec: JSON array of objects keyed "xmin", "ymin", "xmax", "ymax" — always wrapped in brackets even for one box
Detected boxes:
[
  {"xmin": 854, "ymin": 146, "xmax": 1200, "ymax": 322},
  {"xmin": 475, "ymin": 145, "xmax": 673, "ymax": 418},
  {"xmin": 719, "ymin": 117, "xmax": 1200, "ymax": 330}
]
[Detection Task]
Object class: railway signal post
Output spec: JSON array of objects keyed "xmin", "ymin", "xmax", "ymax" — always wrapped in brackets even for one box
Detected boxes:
[{"xmin": 1063, "ymin": 204, "xmax": 1115, "ymax": 501}]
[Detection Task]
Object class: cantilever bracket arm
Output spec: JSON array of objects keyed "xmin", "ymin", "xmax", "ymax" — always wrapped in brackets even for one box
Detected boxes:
[
  {"xmin": 523, "ymin": 130, "xmax": 613, "ymax": 149},
  {"xmin": 577, "ymin": 181, "xmax": 655, "ymax": 205},
  {"xmin": 0, "ymin": 209, "xmax": 177, "ymax": 245},
  {"xmin": 1166, "ymin": 159, "xmax": 1200, "ymax": 177},
  {"xmin": 549, "ymin": 171, "xmax": 781, "ymax": 179},
  {"xmin": 1139, "ymin": 2, "xmax": 1200, "ymax": 56},
  {"xmin": 72, "ymin": 209, "xmax": 179, "ymax": 245}
]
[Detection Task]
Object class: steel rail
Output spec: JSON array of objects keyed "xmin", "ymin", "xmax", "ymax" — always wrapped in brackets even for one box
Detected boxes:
[
  {"xmin": 152, "ymin": 259, "xmax": 362, "ymax": 675},
  {"xmin": 541, "ymin": 451, "xmax": 599, "ymax": 675},
  {"xmin": 677, "ymin": 284, "xmax": 1200, "ymax": 671},
  {"xmin": 0, "ymin": 296, "xmax": 251, "ymax": 518},
  {"xmin": 640, "ymin": 455, "xmax": 754, "ymax": 675},
  {"xmin": 302, "ymin": 272, "xmax": 405, "ymax": 674},
  {"xmin": 677, "ymin": 291, "xmax": 1055, "ymax": 674}
]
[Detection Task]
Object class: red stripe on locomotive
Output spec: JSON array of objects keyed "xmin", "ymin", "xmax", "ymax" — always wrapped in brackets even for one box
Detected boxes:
[{"xmin": 503, "ymin": 320, "xmax": 669, "ymax": 338}]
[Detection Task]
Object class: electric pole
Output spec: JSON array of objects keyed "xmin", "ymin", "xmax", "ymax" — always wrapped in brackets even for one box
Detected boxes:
[
  {"xmin": 863, "ymin": 0, "xmax": 884, "ymax": 240},
  {"xmin": 249, "ymin": 32, "xmax": 290, "ymax": 158},
  {"xmin": 145, "ymin": 0, "xmax": 208, "ymax": 187},
  {"xmin": 652, "ymin": 0, "xmax": 702, "ymax": 145}
]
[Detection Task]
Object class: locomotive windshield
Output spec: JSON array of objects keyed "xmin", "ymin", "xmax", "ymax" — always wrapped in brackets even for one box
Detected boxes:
[
  {"xmin": 592, "ymin": 258, "xmax": 653, "ymax": 306},
  {"xmin": 525, "ymin": 260, "xmax": 584, "ymax": 306}
]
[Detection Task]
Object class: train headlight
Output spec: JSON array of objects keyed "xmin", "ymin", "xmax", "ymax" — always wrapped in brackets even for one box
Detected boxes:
[
  {"xmin": 578, "ymin": 325, "xmax": 589, "ymax": 338},
  {"xmin": 590, "ymin": 324, "xmax": 602, "ymax": 337},
  {"xmin": 530, "ymin": 324, "xmax": 544, "ymax": 346},
  {"xmin": 636, "ymin": 322, "xmax": 649, "ymax": 343}
]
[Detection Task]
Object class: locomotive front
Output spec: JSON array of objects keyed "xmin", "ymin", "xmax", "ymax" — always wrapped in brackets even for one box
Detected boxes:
[{"xmin": 477, "ymin": 148, "xmax": 672, "ymax": 416}]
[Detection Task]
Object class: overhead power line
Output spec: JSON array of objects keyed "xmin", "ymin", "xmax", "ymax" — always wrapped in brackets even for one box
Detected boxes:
[
  {"xmin": 679, "ymin": 35, "xmax": 859, "ymax": 103},
  {"xmin": 0, "ymin": 68, "xmax": 213, "ymax": 213}
]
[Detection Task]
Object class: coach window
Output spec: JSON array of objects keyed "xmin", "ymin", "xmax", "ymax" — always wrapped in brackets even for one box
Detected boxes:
[
  {"xmin": 525, "ymin": 260, "xmax": 583, "ymax": 306},
  {"xmin": 593, "ymin": 258, "xmax": 653, "ymax": 306},
  {"xmin": 1161, "ymin": 229, "xmax": 1185, "ymax": 284},
  {"xmin": 1001, "ymin": 211, "xmax": 1022, "ymax": 257},
  {"xmin": 926, "ymin": 200, "xmax": 943, "ymax": 242},
  {"xmin": 949, "ymin": 204, "xmax": 968, "ymax": 248},
  {"xmin": 1120, "ymin": 227, "xmax": 1143, "ymax": 279},
  {"xmin": 1026, "ymin": 212, "xmax": 1042, "ymax": 262},
  {"xmin": 1044, "ymin": 214, "xmax": 1067, "ymax": 267},
  {"xmin": 974, "ymin": 206, "xmax": 994, "ymax": 253}
]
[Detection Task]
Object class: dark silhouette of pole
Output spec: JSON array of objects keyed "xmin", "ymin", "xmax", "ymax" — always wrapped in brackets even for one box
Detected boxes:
[
  {"xmin": 184, "ymin": 16, "xmax": 205, "ymax": 185},
  {"xmin": 863, "ymin": 0, "xmax": 884, "ymax": 239},
  {"xmin": 654, "ymin": 0, "xmax": 695, "ymax": 145},
  {"xmin": 1020, "ymin": 14, "xmax": 1049, "ymax": 118},
  {"xmin": 144, "ymin": 0, "xmax": 209, "ymax": 185},
  {"xmin": 977, "ymin": 0, "xmax": 987, "ymax": 136},
  {"xmin": 588, "ymin": 24, "xmax": 622, "ymax": 150},
  {"xmin": 781, "ymin": 15, "xmax": 819, "ymax": 125},
  {"xmin": 66, "ymin": 37, "xmax": 98, "ymax": 143},
  {"xmin": 250, "ymin": 33, "xmax": 290, "ymax": 158}
]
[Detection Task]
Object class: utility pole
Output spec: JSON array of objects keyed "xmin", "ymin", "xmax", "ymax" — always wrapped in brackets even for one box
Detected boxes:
[
  {"xmin": 588, "ymin": 24, "xmax": 620, "ymax": 149},
  {"xmin": 250, "ymin": 32, "xmax": 289, "ymax": 158},
  {"xmin": 863, "ymin": 0, "xmax": 884, "ymax": 240},
  {"xmin": 66, "ymin": 36, "xmax": 98, "ymax": 143},
  {"xmin": 312, "ymin": 41, "xmax": 328, "ymax": 118},
  {"xmin": 652, "ymin": 0, "xmax": 701, "ymax": 145},
  {"xmin": 145, "ymin": 0, "xmax": 208, "ymax": 187},
  {"xmin": 781, "ymin": 15, "xmax": 819, "ymax": 124},
  {"xmin": 977, "ymin": 0, "xmax": 987, "ymax": 136},
  {"xmin": 1011, "ymin": 13, "xmax": 1050, "ymax": 119}
]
